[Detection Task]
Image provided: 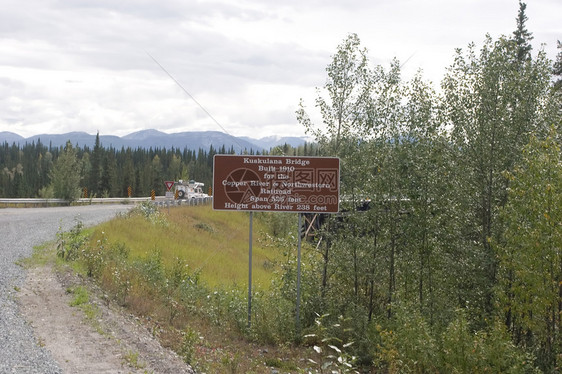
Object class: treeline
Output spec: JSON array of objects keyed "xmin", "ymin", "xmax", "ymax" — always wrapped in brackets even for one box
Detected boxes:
[
  {"xmin": 287, "ymin": 5, "xmax": 562, "ymax": 372},
  {"xmin": 0, "ymin": 137, "xmax": 319, "ymax": 199}
]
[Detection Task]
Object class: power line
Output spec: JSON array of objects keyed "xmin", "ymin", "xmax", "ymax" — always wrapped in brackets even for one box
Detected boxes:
[
  {"xmin": 400, "ymin": 51, "xmax": 417, "ymax": 69},
  {"xmin": 145, "ymin": 51, "xmax": 246, "ymax": 152}
]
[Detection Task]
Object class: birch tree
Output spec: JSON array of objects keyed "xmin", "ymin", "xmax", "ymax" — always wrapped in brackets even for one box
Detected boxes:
[{"xmin": 496, "ymin": 129, "xmax": 562, "ymax": 371}]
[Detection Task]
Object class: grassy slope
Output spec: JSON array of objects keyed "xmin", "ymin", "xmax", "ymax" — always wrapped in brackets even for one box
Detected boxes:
[
  {"xmin": 90, "ymin": 205, "xmax": 282, "ymax": 289},
  {"xmin": 85, "ymin": 205, "xmax": 308, "ymax": 373}
]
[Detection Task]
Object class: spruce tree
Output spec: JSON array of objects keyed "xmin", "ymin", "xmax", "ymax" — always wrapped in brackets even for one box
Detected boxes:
[
  {"xmin": 512, "ymin": 1, "xmax": 533, "ymax": 63},
  {"xmin": 99, "ymin": 153, "xmax": 114, "ymax": 196},
  {"xmin": 89, "ymin": 132, "xmax": 102, "ymax": 196},
  {"xmin": 553, "ymin": 40, "xmax": 562, "ymax": 92}
]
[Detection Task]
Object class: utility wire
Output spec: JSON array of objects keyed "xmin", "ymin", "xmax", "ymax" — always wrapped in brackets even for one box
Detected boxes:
[
  {"xmin": 400, "ymin": 51, "xmax": 417, "ymax": 69},
  {"xmin": 145, "ymin": 51, "xmax": 246, "ymax": 152}
]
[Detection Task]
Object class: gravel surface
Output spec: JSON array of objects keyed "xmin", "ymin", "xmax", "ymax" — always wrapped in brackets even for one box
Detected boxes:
[{"xmin": 0, "ymin": 204, "xmax": 132, "ymax": 374}]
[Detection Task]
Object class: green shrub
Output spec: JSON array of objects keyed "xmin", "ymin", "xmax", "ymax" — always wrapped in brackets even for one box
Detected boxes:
[
  {"xmin": 264, "ymin": 212, "xmax": 297, "ymax": 238},
  {"xmin": 302, "ymin": 314, "xmax": 359, "ymax": 374},
  {"xmin": 249, "ymin": 291, "xmax": 295, "ymax": 343},
  {"xmin": 374, "ymin": 303, "xmax": 438, "ymax": 373},
  {"xmin": 193, "ymin": 221, "xmax": 214, "ymax": 233},
  {"xmin": 56, "ymin": 219, "xmax": 88, "ymax": 260},
  {"xmin": 104, "ymin": 243, "xmax": 132, "ymax": 305},
  {"xmin": 441, "ymin": 309, "xmax": 539, "ymax": 373},
  {"xmin": 81, "ymin": 231, "xmax": 108, "ymax": 278},
  {"xmin": 137, "ymin": 248, "xmax": 166, "ymax": 290},
  {"xmin": 179, "ymin": 326, "xmax": 199, "ymax": 365},
  {"xmin": 131, "ymin": 201, "xmax": 168, "ymax": 226}
]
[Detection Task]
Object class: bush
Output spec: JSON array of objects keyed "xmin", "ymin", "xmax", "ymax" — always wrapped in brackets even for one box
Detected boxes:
[
  {"xmin": 179, "ymin": 326, "xmax": 199, "ymax": 365},
  {"xmin": 375, "ymin": 303, "xmax": 438, "ymax": 373},
  {"xmin": 441, "ymin": 309, "xmax": 539, "ymax": 373},
  {"xmin": 81, "ymin": 230, "xmax": 108, "ymax": 278},
  {"xmin": 136, "ymin": 248, "xmax": 166, "ymax": 292},
  {"xmin": 249, "ymin": 290, "xmax": 296, "ymax": 343},
  {"xmin": 302, "ymin": 314, "xmax": 359, "ymax": 374},
  {"xmin": 56, "ymin": 219, "xmax": 88, "ymax": 260},
  {"xmin": 130, "ymin": 201, "xmax": 169, "ymax": 226},
  {"xmin": 38, "ymin": 185, "xmax": 54, "ymax": 198},
  {"xmin": 99, "ymin": 242, "xmax": 132, "ymax": 305},
  {"xmin": 259, "ymin": 212, "xmax": 298, "ymax": 238}
]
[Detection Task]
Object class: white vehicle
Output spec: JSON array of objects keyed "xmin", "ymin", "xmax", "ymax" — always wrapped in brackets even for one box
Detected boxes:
[{"xmin": 175, "ymin": 180, "xmax": 208, "ymax": 199}]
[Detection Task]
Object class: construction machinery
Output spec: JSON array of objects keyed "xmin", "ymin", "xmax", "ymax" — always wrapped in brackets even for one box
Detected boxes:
[{"xmin": 175, "ymin": 180, "xmax": 208, "ymax": 199}]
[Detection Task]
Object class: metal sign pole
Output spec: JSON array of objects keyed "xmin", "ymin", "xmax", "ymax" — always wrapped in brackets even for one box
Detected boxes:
[
  {"xmin": 248, "ymin": 212, "xmax": 253, "ymax": 328},
  {"xmin": 296, "ymin": 213, "xmax": 302, "ymax": 332}
]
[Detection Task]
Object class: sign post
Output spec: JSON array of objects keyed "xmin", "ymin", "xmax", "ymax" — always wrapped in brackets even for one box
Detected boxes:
[
  {"xmin": 296, "ymin": 213, "xmax": 302, "ymax": 331},
  {"xmin": 248, "ymin": 212, "xmax": 253, "ymax": 328},
  {"xmin": 213, "ymin": 155, "xmax": 340, "ymax": 329},
  {"xmin": 164, "ymin": 181, "xmax": 174, "ymax": 198},
  {"xmin": 164, "ymin": 181, "xmax": 175, "ymax": 213}
]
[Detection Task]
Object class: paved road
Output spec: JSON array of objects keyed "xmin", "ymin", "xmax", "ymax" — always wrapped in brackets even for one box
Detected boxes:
[{"xmin": 0, "ymin": 205, "xmax": 132, "ymax": 373}]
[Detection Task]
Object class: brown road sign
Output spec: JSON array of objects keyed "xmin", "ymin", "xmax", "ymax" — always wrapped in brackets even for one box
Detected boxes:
[{"xmin": 213, "ymin": 155, "xmax": 340, "ymax": 213}]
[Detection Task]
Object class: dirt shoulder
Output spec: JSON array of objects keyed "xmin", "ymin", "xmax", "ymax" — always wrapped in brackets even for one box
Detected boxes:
[{"xmin": 18, "ymin": 264, "xmax": 194, "ymax": 374}]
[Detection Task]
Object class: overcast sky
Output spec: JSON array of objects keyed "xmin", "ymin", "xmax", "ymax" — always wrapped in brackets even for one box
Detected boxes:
[{"xmin": 0, "ymin": 0, "xmax": 560, "ymax": 139}]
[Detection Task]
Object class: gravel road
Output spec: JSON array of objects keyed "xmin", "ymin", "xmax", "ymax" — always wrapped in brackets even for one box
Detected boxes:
[{"xmin": 0, "ymin": 205, "xmax": 132, "ymax": 374}]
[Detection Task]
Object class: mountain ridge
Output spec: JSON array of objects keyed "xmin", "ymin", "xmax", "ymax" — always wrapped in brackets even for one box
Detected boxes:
[{"xmin": 0, "ymin": 130, "xmax": 309, "ymax": 151}]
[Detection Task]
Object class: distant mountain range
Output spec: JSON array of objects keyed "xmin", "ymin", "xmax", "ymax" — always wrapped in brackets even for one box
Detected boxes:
[{"xmin": 0, "ymin": 130, "xmax": 309, "ymax": 151}]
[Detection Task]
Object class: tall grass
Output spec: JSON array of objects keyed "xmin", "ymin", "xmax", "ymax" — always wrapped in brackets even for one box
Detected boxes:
[
  {"xmin": 55, "ymin": 204, "xmax": 315, "ymax": 370},
  {"xmin": 91, "ymin": 205, "xmax": 281, "ymax": 289}
]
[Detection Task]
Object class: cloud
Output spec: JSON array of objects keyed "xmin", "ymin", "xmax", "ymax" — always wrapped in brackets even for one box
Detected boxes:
[{"xmin": 0, "ymin": 0, "xmax": 560, "ymax": 139}]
